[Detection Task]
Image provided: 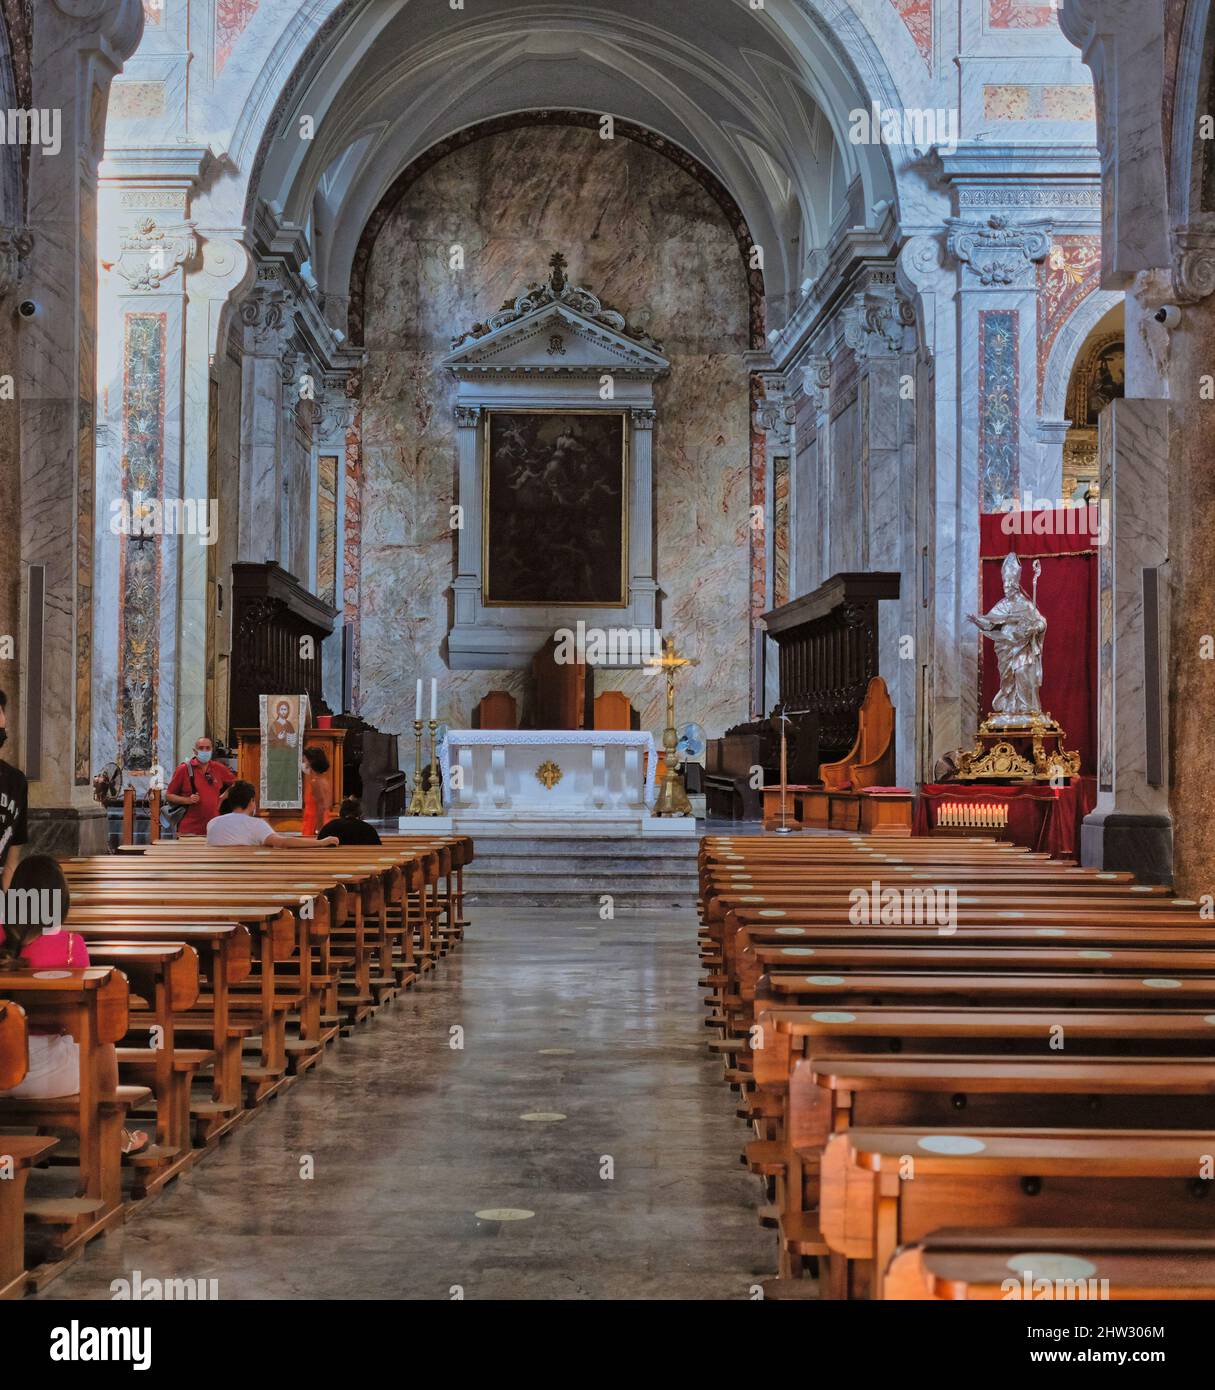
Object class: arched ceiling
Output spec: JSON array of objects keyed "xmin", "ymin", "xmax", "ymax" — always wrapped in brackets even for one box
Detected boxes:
[{"xmin": 243, "ymin": 0, "xmax": 901, "ymax": 324}]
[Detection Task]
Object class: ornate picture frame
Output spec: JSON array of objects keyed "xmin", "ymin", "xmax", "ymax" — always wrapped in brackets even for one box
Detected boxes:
[{"xmin": 482, "ymin": 408, "xmax": 629, "ymax": 607}]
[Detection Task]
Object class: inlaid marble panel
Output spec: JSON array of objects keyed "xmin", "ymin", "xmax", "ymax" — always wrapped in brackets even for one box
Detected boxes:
[
  {"xmin": 889, "ymin": 0, "xmax": 932, "ymax": 68},
  {"xmin": 984, "ymin": 84, "xmax": 1096, "ymax": 122},
  {"xmin": 988, "ymin": 0, "xmax": 1057, "ymax": 28},
  {"xmin": 1037, "ymin": 234, "xmax": 1102, "ymax": 406},
  {"xmin": 978, "ymin": 309, "xmax": 1020, "ymax": 511},
  {"xmin": 216, "ymin": 0, "xmax": 260, "ymax": 75},
  {"xmin": 117, "ymin": 313, "xmax": 166, "ymax": 772},
  {"xmin": 359, "ymin": 127, "xmax": 751, "ymax": 739}
]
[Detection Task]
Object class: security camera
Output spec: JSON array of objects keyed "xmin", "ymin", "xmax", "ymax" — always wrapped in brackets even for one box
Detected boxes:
[
  {"xmin": 1154, "ymin": 304, "xmax": 1181, "ymax": 329},
  {"xmin": 16, "ymin": 299, "xmax": 39, "ymax": 321}
]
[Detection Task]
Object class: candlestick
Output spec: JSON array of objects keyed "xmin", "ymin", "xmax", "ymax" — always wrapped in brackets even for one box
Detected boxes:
[
  {"xmin": 407, "ymin": 718, "xmax": 426, "ymax": 816},
  {"xmin": 422, "ymin": 718, "xmax": 443, "ymax": 815}
]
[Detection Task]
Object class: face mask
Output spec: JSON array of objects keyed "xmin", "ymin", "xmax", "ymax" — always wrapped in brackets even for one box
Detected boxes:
[{"xmin": 195, "ymin": 749, "xmax": 212, "ymax": 763}]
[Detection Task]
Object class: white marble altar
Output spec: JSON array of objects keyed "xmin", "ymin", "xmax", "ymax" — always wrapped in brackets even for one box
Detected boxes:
[{"xmin": 437, "ymin": 729, "xmax": 692, "ymax": 835}]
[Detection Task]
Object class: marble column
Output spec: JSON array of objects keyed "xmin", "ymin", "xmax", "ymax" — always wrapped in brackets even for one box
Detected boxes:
[
  {"xmin": 0, "ymin": 226, "xmax": 31, "ymax": 715},
  {"xmin": 317, "ymin": 376, "xmax": 356, "ymax": 708},
  {"xmin": 628, "ymin": 408, "xmax": 658, "ymax": 630},
  {"xmin": 1080, "ymin": 398, "xmax": 1172, "ymax": 879},
  {"xmin": 898, "ymin": 232, "xmax": 963, "ymax": 777},
  {"xmin": 451, "ymin": 404, "xmax": 483, "ymax": 633},
  {"xmin": 19, "ymin": 0, "xmax": 143, "ymax": 854},
  {"xmin": 237, "ymin": 282, "xmax": 297, "ymax": 565},
  {"xmin": 755, "ymin": 377, "xmax": 794, "ymax": 715},
  {"xmin": 841, "ymin": 286, "xmax": 918, "ymax": 786},
  {"xmin": 94, "ymin": 162, "xmax": 201, "ymax": 780}
]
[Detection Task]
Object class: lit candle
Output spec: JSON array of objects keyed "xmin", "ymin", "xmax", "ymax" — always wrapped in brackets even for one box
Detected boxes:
[
  {"xmin": 430, "ymin": 677, "xmax": 437, "ymax": 720},
  {"xmin": 415, "ymin": 678, "xmax": 422, "ymax": 722}
]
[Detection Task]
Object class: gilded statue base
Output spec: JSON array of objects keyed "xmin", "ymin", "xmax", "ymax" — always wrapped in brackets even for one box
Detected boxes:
[{"xmin": 954, "ymin": 714, "xmax": 1081, "ymax": 783}]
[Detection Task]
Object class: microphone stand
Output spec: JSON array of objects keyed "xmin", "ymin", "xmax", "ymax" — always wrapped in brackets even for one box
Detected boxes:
[{"xmin": 773, "ymin": 706, "xmax": 814, "ymax": 835}]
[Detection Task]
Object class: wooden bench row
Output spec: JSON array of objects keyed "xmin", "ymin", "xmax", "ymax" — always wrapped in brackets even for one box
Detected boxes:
[
  {"xmin": 0, "ymin": 832, "xmax": 472, "ymax": 1295},
  {"xmin": 697, "ymin": 833, "xmax": 1215, "ymax": 1300}
]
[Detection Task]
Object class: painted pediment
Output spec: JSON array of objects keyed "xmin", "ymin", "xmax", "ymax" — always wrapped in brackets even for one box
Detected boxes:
[{"xmin": 442, "ymin": 253, "xmax": 669, "ymax": 378}]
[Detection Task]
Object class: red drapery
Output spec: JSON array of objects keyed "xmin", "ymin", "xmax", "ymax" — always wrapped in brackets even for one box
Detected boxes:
[
  {"xmin": 979, "ymin": 508, "xmax": 1099, "ymax": 774},
  {"xmin": 914, "ymin": 778, "xmax": 1098, "ymax": 858}
]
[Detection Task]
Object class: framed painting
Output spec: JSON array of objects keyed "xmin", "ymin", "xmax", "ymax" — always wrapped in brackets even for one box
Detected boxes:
[
  {"xmin": 482, "ymin": 409, "xmax": 628, "ymax": 606},
  {"xmin": 260, "ymin": 693, "xmax": 311, "ymax": 809}
]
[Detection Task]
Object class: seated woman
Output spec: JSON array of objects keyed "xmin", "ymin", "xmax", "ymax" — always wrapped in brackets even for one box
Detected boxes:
[
  {"xmin": 300, "ymin": 745, "xmax": 332, "ymax": 838},
  {"xmin": 0, "ymin": 855, "xmax": 148, "ymax": 1154},
  {"xmin": 316, "ymin": 797, "xmax": 383, "ymax": 846}
]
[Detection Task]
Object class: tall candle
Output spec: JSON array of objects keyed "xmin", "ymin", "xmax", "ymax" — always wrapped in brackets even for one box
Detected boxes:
[
  {"xmin": 430, "ymin": 677, "xmax": 437, "ymax": 720},
  {"xmin": 415, "ymin": 678, "xmax": 422, "ymax": 721}
]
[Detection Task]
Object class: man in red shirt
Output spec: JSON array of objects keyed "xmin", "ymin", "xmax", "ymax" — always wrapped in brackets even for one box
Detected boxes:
[{"xmin": 166, "ymin": 736, "xmax": 236, "ymax": 837}]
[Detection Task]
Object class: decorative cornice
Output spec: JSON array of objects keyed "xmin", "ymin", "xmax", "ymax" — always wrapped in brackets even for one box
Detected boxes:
[
  {"xmin": 945, "ymin": 214, "xmax": 1051, "ymax": 286},
  {"xmin": 450, "ymin": 252, "xmax": 662, "ymax": 353}
]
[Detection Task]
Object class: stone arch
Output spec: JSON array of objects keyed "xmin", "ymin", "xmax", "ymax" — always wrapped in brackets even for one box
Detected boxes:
[
  {"xmin": 1041, "ymin": 288, "xmax": 1124, "ymax": 421},
  {"xmin": 346, "ymin": 112, "xmax": 766, "ymax": 350}
]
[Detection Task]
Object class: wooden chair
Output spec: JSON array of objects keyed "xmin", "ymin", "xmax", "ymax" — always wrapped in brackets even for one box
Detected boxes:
[
  {"xmin": 593, "ymin": 690, "xmax": 635, "ymax": 730},
  {"xmin": 819, "ymin": 675, "xmax": 895, "ymax": 791},
  {"xmin": 474, "ymin": 691, "xmax": 517, "ymax": 730}
]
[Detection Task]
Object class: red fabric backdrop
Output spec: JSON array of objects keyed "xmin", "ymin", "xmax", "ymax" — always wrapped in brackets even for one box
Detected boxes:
[
  {"xmin": 980, "ymin": 508, "xmax": 1099, "ymax": 774},
  {"xmin": 914, "ymin": 778, "xmax": 1098, "ymax": 859}
]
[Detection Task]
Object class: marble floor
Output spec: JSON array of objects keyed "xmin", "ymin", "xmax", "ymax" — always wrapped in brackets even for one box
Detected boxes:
[{"xmin": 35, "ymin": 906, "xmax": 774, "ymax": 1300}]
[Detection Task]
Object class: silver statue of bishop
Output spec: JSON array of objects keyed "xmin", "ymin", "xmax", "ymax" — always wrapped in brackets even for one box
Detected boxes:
[{"xmin": 966, "ymin": 551, "xmax": 1045, "ymax": 726}]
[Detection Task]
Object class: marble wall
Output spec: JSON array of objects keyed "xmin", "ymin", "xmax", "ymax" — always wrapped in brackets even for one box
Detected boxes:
[{"xmin": 358, "ymin": 126, "xmax": 753, "ymax": 739}]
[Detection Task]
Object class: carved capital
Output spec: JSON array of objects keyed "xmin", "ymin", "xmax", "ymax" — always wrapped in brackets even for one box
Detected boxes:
[
  {"xmin": 318, "ymin": 375, "xmax": 356, "ymax": 437},
  {"xmin": 454, "ymin": 405, "xmax": 482, "ymax": 429},
  {"xmin": 1172, "ymin": 225, "xmax": 1215, "ymax": 304},
  {"xmin": 0, "ymin": 225, "xmax": 33, "ymax": 300},
  {"xmin": 103, "ymin": 217, "xmax": 197, "ymax": 292},
  {"xmin": 240, "ymin": 284, "xmax": 298, "ymax": 355},
  {"xmin": 945, "ymin": 214, "xmax": 1051, "ymax": 287},
  {"xmin": 629, "ymin": 407, "xmax": 657, "ymax": 431},
  {"xmin": 801, "ymin": 357, "xmax": 831, "ymax": 411},
  {"xmin": 754, "ymin": 377, "xmax": 794, "ymax": 445},
  {"xmin": 841, "ymin": 288, "xmax": 915, "ymax": 357}
]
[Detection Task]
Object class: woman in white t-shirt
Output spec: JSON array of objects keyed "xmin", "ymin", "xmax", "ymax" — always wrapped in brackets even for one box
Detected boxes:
[{"xmin": 206, "ymin": 780, "xmax": 339, "ymax": 847}]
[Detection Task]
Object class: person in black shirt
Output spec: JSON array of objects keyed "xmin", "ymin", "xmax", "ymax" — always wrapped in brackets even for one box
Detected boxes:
[
  {"xmin": 316, "ymin": 797, "xmax": 382, "ymax": 846},
  {"xmin": 0, "ymin": 689, "xmax": 28, "ymax": 891}
]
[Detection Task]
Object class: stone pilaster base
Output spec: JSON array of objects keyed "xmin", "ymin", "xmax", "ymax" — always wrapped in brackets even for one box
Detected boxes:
[
  {"xmin": 1080, "ymin": 809, "xmax": 1173, "ymax": 884},
  {"xmin": 25, "ymin": 805, "xmax": 111, "ymax": 858}
]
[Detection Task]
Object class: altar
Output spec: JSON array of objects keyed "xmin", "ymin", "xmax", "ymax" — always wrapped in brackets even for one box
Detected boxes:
[{"xmin": 436, "ymin": 729, "xmax": 694, "ymax": 836}]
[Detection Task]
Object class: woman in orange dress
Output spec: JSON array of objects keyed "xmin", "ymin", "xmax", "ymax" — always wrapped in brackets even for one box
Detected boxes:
[{"xmin": 300, "ymin": 745, "xmax": 332, "ymax": 837}]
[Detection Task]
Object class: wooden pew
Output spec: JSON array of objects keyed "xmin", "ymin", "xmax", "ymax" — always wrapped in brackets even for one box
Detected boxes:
[
  {"xmin": 823, "ymin": 1127, "xmax": 1215, "ymax": 1298},
  {"xmin": 68, "ymin": 920, "xmax": 251, "ymax": 1144},
  {"xmin": 0, "ymin": 1000, "xmax": 59, "ymax": 1298},
  {"xmin": 0, "ymin": 967, "xmax": 146, "ymax": 1282},
  {"xmin": 884, "ymin": 1228, "xmax": 1215, "ymax": 1300}
]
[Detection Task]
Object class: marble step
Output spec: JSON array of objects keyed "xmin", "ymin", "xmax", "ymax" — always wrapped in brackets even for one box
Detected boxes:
[
  {"xmin": 467, "ymin": 854, "xmax": 698, "ymax": 875},
  {"xmin": 465, "ymin": 837, "xmax": 699, "ymax": 860},
  {"xmin": 461, "ymin": 872, "xmax": 695, "ymax": 895}
]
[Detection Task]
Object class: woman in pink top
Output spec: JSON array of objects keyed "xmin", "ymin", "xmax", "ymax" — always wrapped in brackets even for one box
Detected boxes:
[{"xmin": 0, "ymin": 855, "xmax": 147, "ymax": 1153}]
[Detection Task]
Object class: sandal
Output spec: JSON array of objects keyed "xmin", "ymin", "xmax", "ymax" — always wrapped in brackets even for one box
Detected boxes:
[{"xmin": 121, "ymin": 1128, "xmax": 149, "ymax": 1155}]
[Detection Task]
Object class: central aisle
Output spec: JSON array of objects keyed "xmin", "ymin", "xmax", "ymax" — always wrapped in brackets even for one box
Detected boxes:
[{"xmin": 38, "ymin": 906, "xmax": 774, "ymax": 1300}]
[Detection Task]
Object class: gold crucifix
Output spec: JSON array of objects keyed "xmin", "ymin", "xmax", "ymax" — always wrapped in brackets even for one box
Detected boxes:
[{"xmin": 645, "ymin": 634, "xmax": 698, "ymax": 817}]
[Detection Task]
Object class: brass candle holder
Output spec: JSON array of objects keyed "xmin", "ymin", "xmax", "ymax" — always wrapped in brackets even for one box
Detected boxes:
[
  {"xmin": 407, "ymin": 718, "xmax": 426, "ymax": 816},
  {"xmin": 422, "ymin": 718, "xmax": 444, "ymax": 815}
]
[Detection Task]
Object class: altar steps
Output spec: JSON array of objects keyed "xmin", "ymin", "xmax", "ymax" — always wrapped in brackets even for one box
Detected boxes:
[{"xmin": 460, "ymin": 834, "xmax": 701, "ymax": 906}]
